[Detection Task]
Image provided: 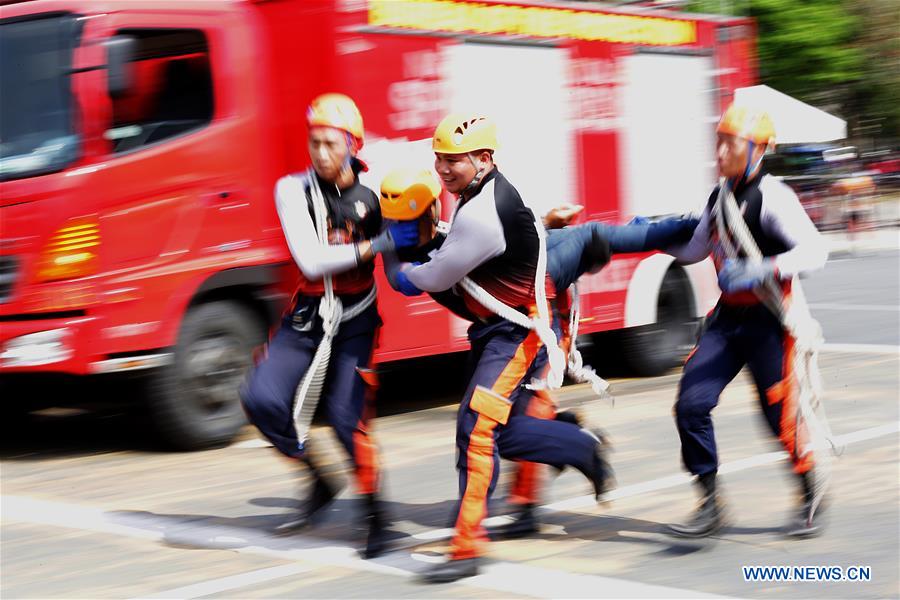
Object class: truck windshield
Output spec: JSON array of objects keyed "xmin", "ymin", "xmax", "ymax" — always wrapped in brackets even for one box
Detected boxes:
[{"xmin": 0, "ymin": 13, "xmax": 80, "ymax": 182}]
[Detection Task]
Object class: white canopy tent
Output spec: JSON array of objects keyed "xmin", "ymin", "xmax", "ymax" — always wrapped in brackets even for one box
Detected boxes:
[{"xmin": 734, "ymin": 85, "xmax": 847, "ymax": 144}]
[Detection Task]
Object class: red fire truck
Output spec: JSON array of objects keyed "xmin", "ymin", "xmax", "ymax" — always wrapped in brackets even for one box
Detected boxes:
[{"xmin": 0, "ymin": 0, "xmax": 755, "ymax": 448}]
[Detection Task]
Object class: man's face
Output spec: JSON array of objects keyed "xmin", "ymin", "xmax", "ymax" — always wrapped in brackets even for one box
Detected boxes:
[
  {"xmin": 716, "ymin": 132, "xmax": 755, "ymax": 178},
  {"xmin": 434, "ymin": 152, "xmax": 478, "ymax": 195},
  {"xmin": 308, "ymin": 126, "xmax": 351, "ymax": 182}
]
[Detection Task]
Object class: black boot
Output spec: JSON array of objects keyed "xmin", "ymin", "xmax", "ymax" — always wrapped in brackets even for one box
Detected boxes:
[
  {"xmin": 667, "ymin": 472, "xmax": 726, "ymax": 538},
  {"xmin": 359, "ymin": 493, "xmax": 392, "ymax": 559},
  {"xmin": 555, "ymin": 410, "xmax": 582, "ymax": 427},
  {"xmin": 421, "ymin": 557, "xmax": 481, "ymax": 584},
  {"xmin": 588, "ymin": 429, "xmax": 615, "ymax": 501},
  {"xmin": 489, "ymin": 503, "xmax": 539, "ymax": 540},
  {"xmin": 785, "ymin": 469, "xmax": 826, "ymax": 538},
  {"xmin": 273, "ymin": 465, "xmax": 343, "ymax": 535}
]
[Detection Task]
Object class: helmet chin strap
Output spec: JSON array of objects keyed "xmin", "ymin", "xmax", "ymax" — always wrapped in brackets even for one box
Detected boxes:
[
  {"xmin": 341, "ymin": 132, "xmax": 355, "ymax": 171},
  {"xmin": 462, "ymin": 152, "xmax": 485, "ymax": 195},
  {"xmin": 729, "ymin": 140, "xmax": 766, "ymax": 190}
]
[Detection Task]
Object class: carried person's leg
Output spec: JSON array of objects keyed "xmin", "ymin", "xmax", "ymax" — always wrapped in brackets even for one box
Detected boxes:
[
  {"xmin": 493, "ymin": 347, "xmax": 613, "ymax": 540},
  {"xmin": 546, "ymin": 225, "xmax": 610, "ymax": 291}
]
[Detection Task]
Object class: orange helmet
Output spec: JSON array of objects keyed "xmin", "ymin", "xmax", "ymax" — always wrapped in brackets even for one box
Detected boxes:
[
  {"xmin": 379, "ymin": 168, "xmax": 441, "ymax": 220},
  {"xmin": 307, "ymin": 93, "xmax": 365, "ymax": 147},
  {"xmin": 432, "ymin": 113, "xmax": 499, "ymax": 154},
  {"xmin": 717, "ymin": 104, "xmax": 775, "ymax": 146}
]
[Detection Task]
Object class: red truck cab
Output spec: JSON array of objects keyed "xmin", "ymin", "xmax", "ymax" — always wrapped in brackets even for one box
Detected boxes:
[{"xmin": 0, "ymin": 1, "xmax": 312, "ymax": 448}]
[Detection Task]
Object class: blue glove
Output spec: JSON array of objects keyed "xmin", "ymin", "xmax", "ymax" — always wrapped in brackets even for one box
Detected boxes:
[
  {"xmin": 387, "ymin": 220, "xmax": 419, "ymax": 249},
  {"xmin": 717, "ymin": 258, "xmax": 778, "ymax": 293},
  {"xmin": 395, "ymin": 265, "xmax": 423, "ymax": 296},
  {"xmin": 370, "ymin": 220, "xmax": 419, "ymax": 254}
]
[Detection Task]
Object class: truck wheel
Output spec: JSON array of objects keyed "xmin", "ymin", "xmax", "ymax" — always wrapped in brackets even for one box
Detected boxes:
[
  {"xmin": 621, "ymin": 268, "xmax": 696, "ymax": 377},
  {"xmin": 148, "ymin": 300, "xmax": 264, "ymax": 450}
]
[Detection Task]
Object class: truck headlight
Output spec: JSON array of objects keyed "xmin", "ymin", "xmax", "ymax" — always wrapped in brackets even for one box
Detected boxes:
[{"xmin": 0, "ymin": 328, "xmax": 72, "ymax": 367}]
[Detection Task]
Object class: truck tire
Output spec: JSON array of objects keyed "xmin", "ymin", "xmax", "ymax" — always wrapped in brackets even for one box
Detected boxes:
[
  {"xmin": 147, "ymin": 300, "xmax": 264, "ymax": 450},
  {"xmin": 621, "ymin": 267, "xmax": 697, "ymax": 377}
]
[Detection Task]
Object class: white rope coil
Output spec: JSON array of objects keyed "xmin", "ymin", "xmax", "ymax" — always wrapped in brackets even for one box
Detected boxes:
[{"xmin": 566, "ymin": 284, "xmax": 611, "ymax": 398}]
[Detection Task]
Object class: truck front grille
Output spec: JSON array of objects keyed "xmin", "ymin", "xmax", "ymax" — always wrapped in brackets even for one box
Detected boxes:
[{"xmin": 0, "ymin": 256, "xmax": 19, "ymax": 303}]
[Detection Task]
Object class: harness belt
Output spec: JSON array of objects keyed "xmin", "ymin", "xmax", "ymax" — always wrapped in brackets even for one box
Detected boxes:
[
  {"xmin": 456, "ymin": 201, "xmax": 608, "ymax": 396},
  {"xmin": 457, "ymin": 208, "xmax": 565, "ymax": 390}
]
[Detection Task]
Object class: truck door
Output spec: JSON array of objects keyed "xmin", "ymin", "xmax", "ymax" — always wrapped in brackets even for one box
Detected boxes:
[{"xmin": 90, "ymin": 9, "xmax": 265, "ymax": 352}]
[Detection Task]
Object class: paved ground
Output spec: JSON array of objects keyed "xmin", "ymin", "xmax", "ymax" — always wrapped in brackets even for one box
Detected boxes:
[{"xmin": 2, "ymin": 247, "xmax": 898, "ymax": 599}]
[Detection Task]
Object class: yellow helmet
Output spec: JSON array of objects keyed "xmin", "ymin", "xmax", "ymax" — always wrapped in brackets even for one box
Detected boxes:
[
  {"xmin": 717, "ymin": 104, "xmax": 775, "ymax": 146},
  {"xmin": 432, "ymin": 113, "xmax": 498, "ymax": 154},
  {"xmin": 307, "ymin": 93, "xmax": 365, "ymax": 147},
  {"xmin": 379, "ymin": 168, "xmax": 441, "ymax": 220}
]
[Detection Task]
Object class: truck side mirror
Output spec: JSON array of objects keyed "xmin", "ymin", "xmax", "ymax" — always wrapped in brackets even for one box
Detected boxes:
[{"xmin": 105, "ymin": 35, "xmax": 136, "ymax": 98}]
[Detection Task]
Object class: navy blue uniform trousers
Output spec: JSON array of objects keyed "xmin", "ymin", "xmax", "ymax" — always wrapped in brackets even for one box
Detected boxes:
[
  {"xmin": 240, "ymin": 300, "xmax": 382, "ymax": 494},
  {"xmin": 676, "ymin": 303, "xmax": 812, "ymax": 478},
  {"xmin": 547, "ymin": 217, "xmax": 699, "ymax": 291},
  {"xmin": 450, "ymin": 319, "xmax": 598, "ymax": 559}
]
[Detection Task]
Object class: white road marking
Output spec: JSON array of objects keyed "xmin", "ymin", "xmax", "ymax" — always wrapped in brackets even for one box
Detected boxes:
[
  {"xmin": 467, "ymin": 562, "xmax": 723, "ymax": 599},
  {"xmin": 138, "ymin": 564, "xmax": 314, "ymax": 599},
  {"xmin": 3, "ymin": 422, "xmax": 896, "ymax": 599},
  {"xmin": 542, "ymin": 422, "xmax": 898, "ymax": 514},
  {"xmin": 821, "ymin": 343, "xmax": 900, "ymax": 355},
  {"xmin": 809, "ymin": 303, "xmax": 900, "ymax": 312},
  {"xmin": 232, "ymin": 438, "xmax": 274, "ymax": 449}
]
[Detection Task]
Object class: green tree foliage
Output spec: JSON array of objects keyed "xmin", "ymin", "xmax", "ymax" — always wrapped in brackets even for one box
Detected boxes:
[
  {"xmin": 687, "ymin": 0, "xmax": 898, "ymax": 139},
  {"xmin": 846, "ymin": 0, "xmax": 900, "ymax": 140}
]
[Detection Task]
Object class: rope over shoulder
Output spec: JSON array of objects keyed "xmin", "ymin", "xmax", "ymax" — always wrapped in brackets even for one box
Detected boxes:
[
  {"xmin": 291, "ymin": 170, "xmax": 376, "ymax": 453},
  {"xmin": 714, "ymin": 180, "xmax": 838, "ymax": 518},
  {"xmin": 456, "ymin": 208, "xmax": 565, "ymax": 390}
]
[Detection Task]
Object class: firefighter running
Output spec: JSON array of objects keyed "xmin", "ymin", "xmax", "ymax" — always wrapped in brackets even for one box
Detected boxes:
[
  {"xmin": 665, "ymin": 104, "xmax": 830, "ymax": 539},
  {"xmin": 239, "ymin": 93, "xmax": 419, "ymax": 559},
  {"xmin": 378, "ymin": 168, "xmax": 700, "ymax": 541},
  {"xmin": 384, "ymin": 113, "xmax": 617, "ymax": 583}
]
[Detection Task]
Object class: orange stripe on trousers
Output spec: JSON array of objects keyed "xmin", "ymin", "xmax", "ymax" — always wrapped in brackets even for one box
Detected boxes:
[
  {"xmin": 451, "ymin": 328, "xmax": 543, "ymax": 559},
  {"xmin": 765, "ymin": 333, "xmax": 813, "ymax": 474},
  {"xmin": 451, "ymin": 414, "xmax": 498, "ymax": 560},
  {"xmin": 353, "ymin": 331, "xmax": 381, "ymax": 495}
]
